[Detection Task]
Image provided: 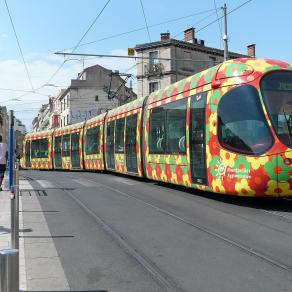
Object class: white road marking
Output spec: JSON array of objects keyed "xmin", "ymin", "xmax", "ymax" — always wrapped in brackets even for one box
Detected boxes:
[
  {"xmin": 112, "ymin": 177, "xmax": 137, "ymax": 185},
  {"xmin": 263, "ymin": 210, "xmax": 292, "ymax": 221},
  {"xmin": 72, "ymin": 178, "xmax": 97, "ymax": 187},
  {"xmin": 19, "ymin": 179, "xmax": 34, "ymax": 190},
  {"xmin": 36, "ymin": 180, "xmax": 55, "ymax": 188}
]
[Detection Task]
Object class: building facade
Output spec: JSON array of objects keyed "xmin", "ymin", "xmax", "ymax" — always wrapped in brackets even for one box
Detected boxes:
[
  {"xmin": 58, "ymin": 64, "xmax": 136, "ymax": 127},
  {"xmin": 32, "ymin": 64, "xmax": 137, "ymax": 131},
  {"xmin": 14, "ymin": 117, "xmax": 26, "ymax": 157},
  {"xmin": 32, "ymin": 103, "xmax": 51, "ymax": 132},
  {"xmin": 135, "ymin": 28, "xmax": 254, "ymax": 97},
  {"xmin": 0, "ymin": 106, "xmax": 9, "ymax": 144}
]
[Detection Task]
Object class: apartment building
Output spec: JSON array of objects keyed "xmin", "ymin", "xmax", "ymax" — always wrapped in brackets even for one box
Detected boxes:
[{"xmin": 135, "ymin": 27, "xmax": 255, "ymax": 96}]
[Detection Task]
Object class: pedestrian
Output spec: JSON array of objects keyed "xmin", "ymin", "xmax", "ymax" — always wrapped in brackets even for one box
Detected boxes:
[{"xmin": 0, "ymin": 135, "xmax": 8, "ymax": 191}]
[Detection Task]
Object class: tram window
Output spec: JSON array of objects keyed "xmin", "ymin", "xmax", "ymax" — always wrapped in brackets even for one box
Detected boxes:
[
  {"xmin": 115, "ymin": 118, "xmax": 125, "ymax": 153},
  {"xmin": 39, "ymin": 139, "xmax": 48, "ymax": 158},
  {"xmin": 165, "ymin": 99, "xmax": 187, "ymax": 153},
  {"xmin": 54, "ymin": 137, "xmax": 61, "ymax": 153},
  {"xmin": 31, "ymin": 139, "xmax": 48, "ymax": 158},
  {"xmin": 25, "ymin": 141, "xmax": 30, "ymax": 157},
  {"xmin": 62, "ymin": 135, "xmax": 70, "ymax": 157},
  {"xmin": 149, "ymin": 98, "xmax": 187, "ymax": 154},
  {"xmin": 31, "ymin": 140, "xmax": 39, "ymax": 158},
  {"xmin": 149, "ymin": 109, "xmax": 165, "ymax": 153},
  {"xmin": 218, "ymin": 85, "xmax": 273, "ymax": 155},
  {"xmin": 261, "ymin": 71, "xmax": 292, "ymax": 148},
  {"xmin": 85, "ymin": 126, "xmax": 100, "ymax": 155}
]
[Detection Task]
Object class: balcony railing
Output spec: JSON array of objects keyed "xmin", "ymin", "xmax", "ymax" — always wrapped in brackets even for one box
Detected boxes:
[{"xmin": 144, "ymin": 63, "xmax": 164, "ymax": 76}]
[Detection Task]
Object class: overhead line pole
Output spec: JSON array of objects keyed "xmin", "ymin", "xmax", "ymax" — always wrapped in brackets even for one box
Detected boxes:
[{"xmin": 222, "ymin": 3, "xmax": 228, "ymax": 61}]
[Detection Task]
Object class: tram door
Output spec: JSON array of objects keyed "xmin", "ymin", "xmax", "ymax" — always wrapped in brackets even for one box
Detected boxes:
[
  {"xmin": 71, "ymin": 132, "xmax": 80, "ymax": 168},
  {"xmin": 54, "ymin": 137, "xmax": 62, "ymax": 168},
  {"xmin": 25, "ymin": 141, "xmax": 31, "ymax": 168},
  {"xmin": 125, "ymin": 114, "xmax": 138, "ymax": 173},
  {"xmin": 106, "ymin": 121, "xmax": 115, "ymax": 169},
  {"xmin": 190, "ymin": 92, "xmax": 207, "ymax": 185}
]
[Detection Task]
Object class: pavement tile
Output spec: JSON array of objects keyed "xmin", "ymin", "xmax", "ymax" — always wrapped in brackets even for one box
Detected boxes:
[
  {"xmin": 24, "ymin": 241, "xmax": 59, "ymax": 259},
  {"xmin": 27, "ymin": 277, "xmax": 70, "ymax": 291},
  {"xmin": 26, "ymin": 257, "xmax": 67, "ymax": 279}
]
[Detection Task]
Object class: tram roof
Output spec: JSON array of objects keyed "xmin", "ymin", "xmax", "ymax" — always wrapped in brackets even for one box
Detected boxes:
[
  {"xmin": 54, "ymin": 121, "xmax": 84, "ymax": 136},
  {"xmin": 147, "ymin": 58, "xmax": 292, "ymax": 105},
  {"xmin": 25, "ymin": 129, "xmax": 53, "ymax": 140},
  {"xmin": 106, "ymin": 96, "xmax": 146, "ymax": 119},
  {"xmin": 85, "ymin": 112, "xmax": 107, "ymax": 128}
]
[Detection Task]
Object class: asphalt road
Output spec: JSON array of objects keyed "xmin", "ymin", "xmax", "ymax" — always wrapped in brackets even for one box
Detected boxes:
[{"xmin": 21, "ymin": 170, "xmax": 292, "ymax": 292}]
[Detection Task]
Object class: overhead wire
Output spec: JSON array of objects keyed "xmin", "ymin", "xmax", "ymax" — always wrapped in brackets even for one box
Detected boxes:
[
  {"xmin": 139, "ymin": 0, "xmax": 151, "ymax": 42},
  {"xmin": 213, "ymin": 0, "xmax": 223, "ymax": 48},
  {"xmin": 173, "ymin": 9, "xmax": 218, "ymax": 38},
  {"xmin": 196, "ymin": 0, "xmax": 253, "ymax": 34},
  {"xmin": 44, "ymin": 0, "xmax": 111, "ymax": 85},
  {"xmin": 56, "ymin": 8, "xmax": 217, "ymax": 53},
  {"xmin": 4, "ymin": 0, "xmax": 34, "ymax": 91}
]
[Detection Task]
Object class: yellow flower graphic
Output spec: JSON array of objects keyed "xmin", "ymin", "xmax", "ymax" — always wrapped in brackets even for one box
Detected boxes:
[
  {"xmin": 220, "ymin": 149, "xmax": 237, "ymax": 168},
  {"xmin": 206, "ymin": 145, "xmax": 212, "ymax": 166},
  {"xmin": 209, "ymin": 112, "xmax": 217, "ymax": 135},
  {"xmin": 235, "ymin": 179, "xmax": 254, "ymax": 196},
  {"xmin": 246, "ymin": 156, "xmax": 269, "ymax": 170},
  {"xmin": 266, "ymin": 180, "xmax": 280, "ymax": 197},
  {"xmin": 211, "ymin": 179, "xmax": 225, "ymax": 193}
]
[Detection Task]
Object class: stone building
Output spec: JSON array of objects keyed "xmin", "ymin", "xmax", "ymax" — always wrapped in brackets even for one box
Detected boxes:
[
  {"xmin": 135, "ymin": 27, "xmax": 255, "ymax": 96},
  {"xmin": 32, "ymin": 64, "xmax": 137, "ymax": 130},
  {"xmin": 58, "ymin": 64, "xmax": 136, "ymax": 127},
  {"xmin": 0, "ymin": 106, "xmax": 9, "ymax": 143},
  {"xmin": 32, "ymin": 103, "xmax": 51, "ymax": 132},
  {"xmin": 14, "ymin": 117, "xmax": 26, "ymax": 156}
]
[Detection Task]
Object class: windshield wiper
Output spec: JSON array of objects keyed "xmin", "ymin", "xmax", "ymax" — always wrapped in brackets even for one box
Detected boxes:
[{"xmin": 283, "ymin": 108, "xmax": 292, "ymax": 147}]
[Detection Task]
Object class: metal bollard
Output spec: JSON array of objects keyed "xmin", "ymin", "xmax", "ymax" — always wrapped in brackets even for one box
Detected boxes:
[
  {"xmin": 11, "ymin": 161, "xmax": 19, "ymax": 250},
  {"xmin": 0, "ymin": 249, "xmax": 19, "ymax": 292}
]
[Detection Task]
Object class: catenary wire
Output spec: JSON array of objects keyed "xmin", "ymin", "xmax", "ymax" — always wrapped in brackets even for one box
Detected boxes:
[
  {"xmin": 44, "ymin": 0, "xmax": 111, "ymax": 86},
  {"xmin": 173, "ymin": 10, "xmax": 218, "ymax": 38},
  {"xmin": 4, "ymin": 0, "xmax": 34, "ymax": 91},
  {"xmin": 57, "ymin": 8, "xmax": 217, "ymax": 53},
  {"xmin": 196, "ymin": 0, "xmax": 253, "ymax": 34},
  {"xmin": 213, "ymin": 0, "xmax": 223, "ymax": 48},
  {"xmin": 139, "ymin": 0, "xmax": 151, "ymax": 42}
]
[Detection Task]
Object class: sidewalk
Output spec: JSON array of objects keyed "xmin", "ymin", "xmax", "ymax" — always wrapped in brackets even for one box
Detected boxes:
[
  {"xmin": 0, "ymin": 175, "xmax": 69, "ymax": 291},
  {"xmin": 0, "ymin": 176, "xmax": 27, "ymax": 291}
]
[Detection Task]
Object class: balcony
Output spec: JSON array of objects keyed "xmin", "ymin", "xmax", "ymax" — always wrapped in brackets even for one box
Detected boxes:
[{"xmin": 144, "ymin": 63, "xmax": 164, "ymax": 77}]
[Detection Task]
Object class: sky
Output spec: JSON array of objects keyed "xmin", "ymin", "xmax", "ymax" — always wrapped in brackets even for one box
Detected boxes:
[{"xmin": 0, "ymin": 0, "xmax": 291, "ymax": 131}]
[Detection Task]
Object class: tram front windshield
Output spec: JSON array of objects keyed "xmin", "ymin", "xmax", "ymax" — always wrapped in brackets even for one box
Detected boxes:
[{"xmin": 261, "ymin": 71, "xmax": 292, "ymax": 148}]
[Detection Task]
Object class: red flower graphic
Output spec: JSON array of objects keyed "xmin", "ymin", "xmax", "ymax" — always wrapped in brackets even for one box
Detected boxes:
[{"xmin": 248, "ymin": 166, "xmax": 269, "ymax": 195}]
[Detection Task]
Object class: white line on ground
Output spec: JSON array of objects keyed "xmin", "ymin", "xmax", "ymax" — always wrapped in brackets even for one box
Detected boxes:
[
  {"xmin": 19, "ymin": 180, "xmax": 34, "ymax": 190},
  {"xmin": 112, "ymin": 177, "xmax": 138, "ymax": 186},
  {"xmin": 35, "ymin": 180, "xmax": 55, "ymax": 188},
  {"xmin": 72, "ymin": 178, "xmax": 97, "ymax": 187}
]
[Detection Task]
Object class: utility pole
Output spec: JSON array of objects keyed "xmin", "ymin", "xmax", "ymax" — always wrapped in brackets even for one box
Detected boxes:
[
  {"xmin": 8, "ymin": 110, "xmax": 14, "ymax": 190},
  {"xmin": 222, "ymin": 3, "xmax": 228, "ymax": 61}
]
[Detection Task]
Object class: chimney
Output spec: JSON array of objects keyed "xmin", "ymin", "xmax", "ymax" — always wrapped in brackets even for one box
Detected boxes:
[
  {"xmin": 160, "ymin": 32, "xmax": 170, "ymax": 41},
  {"xmin": 184, "ymin": 27, "xmax": 195, "ymax": 43},
  {"xmin": 247, "ymin": 44, "xmax": 256, "ymax": 57}
]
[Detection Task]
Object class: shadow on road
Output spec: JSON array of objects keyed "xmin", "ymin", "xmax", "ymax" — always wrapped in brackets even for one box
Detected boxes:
[{"xmin": 156, "ymin": 182, "xmax": 292, "ymax": 212}]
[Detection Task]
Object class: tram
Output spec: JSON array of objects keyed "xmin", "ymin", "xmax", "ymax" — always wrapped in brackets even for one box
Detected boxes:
[{"xmin": 21, "ymin": 58, "xmax": 292, "ymax": 197}]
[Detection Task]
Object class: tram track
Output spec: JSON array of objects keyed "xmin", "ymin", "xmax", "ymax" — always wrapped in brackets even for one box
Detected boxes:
[
  {"xmin": 69, "ymin": 171, "xmax": 292, "ymax": 238},
  {"xmin": 57, "ymin": 172, "xmax": 292, "ymax": 274},
  {"xmin": 22, "ymin": 171, "xmax": 292, "ymax": 285},
  {"xmin": 21, "ymin": 173, "xmax": 184, "ymax": 292}
]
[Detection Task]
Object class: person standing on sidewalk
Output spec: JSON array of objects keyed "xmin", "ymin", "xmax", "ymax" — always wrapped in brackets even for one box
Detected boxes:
[{"xmin": 0, "ymin": 135, "xmax": 8, "ymax": 191}]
